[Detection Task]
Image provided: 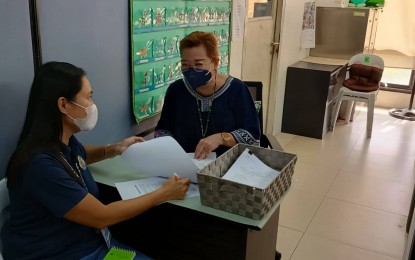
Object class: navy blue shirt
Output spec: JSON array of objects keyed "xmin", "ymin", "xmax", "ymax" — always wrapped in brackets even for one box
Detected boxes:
[
  {"xmin": 1, "ymin": 136, "xmax": 103, "ymax": 260},
  {"xmin": 155, "ymin": 77, "xmax": 261, "ymax": 156}
]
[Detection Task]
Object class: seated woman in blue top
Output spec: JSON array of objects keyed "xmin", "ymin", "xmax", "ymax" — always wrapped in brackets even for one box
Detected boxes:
[
  {"xmin": 155, "ymin": 31, "xmax": 261, "ymax": 159},
  {"xmin": 1, "ymin": 62, "xmax": 190, "ymax": 260}
]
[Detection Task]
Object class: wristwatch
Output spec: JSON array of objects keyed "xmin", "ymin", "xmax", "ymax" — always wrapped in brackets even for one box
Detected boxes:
[{"xmin": 221, "ymin": 132, "xmax": 231, "ymax": 145}]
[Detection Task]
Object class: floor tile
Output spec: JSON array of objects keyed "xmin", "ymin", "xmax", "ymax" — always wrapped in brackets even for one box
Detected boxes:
[
  {"xmin": 291, "ymin": 234, "xmax": 400, "ymax": 260},
  {"xmin": 320, "ymin": 128, "xmax": 363, "ymax": 148},
  {"xmin": 367, "ymin": 118, "xmax": 415, "ymax": 140},
  {"xmin": 275, "ymin": 133, "xmax": 296, "ymax": 148},
  {"xmin": 352, "ymin": 133, "xmax": 415, "ymax": 160},
  {"xmin": 307, "ymin": 198, "xmax": 407, "ymax": 259},
  {"xmin": 284, "ymin": 138, "xmax": 351, "ymax": 169},
  {"xmin": 276, "ymin": 226, "xmax": 303, "ymax": 260},
  {"xmin": 291, "ymin": 162, "xmax": 340, "ymax": 196},
  {"xmin": 327, "ymin": 172, "xmax": 413, "ymax": 215},
  {"xmin": 351, "ymin": 107, "xmax": 415, "ymax": 158},
  {"xmin": 279, "ymin": 189, "xmax": 324, "ymax": 232},
  {"xmin": 341, "ymin": 150, "xmax": 415, "ymax": 184}
]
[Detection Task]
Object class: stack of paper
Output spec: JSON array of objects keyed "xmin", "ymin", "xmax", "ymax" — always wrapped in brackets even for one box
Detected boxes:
[
  {"xmin": 222, "ymin": 148, "xmax": 280, "ymax": 189},
  {"xmin": 116, "ymin": 136, "xmax": 216, "ymax": 200}
]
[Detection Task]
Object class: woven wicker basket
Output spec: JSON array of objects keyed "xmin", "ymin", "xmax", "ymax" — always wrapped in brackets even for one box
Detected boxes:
[{"xmin": 197, "ymin": 144, "xmax": 297, "ymax": 220}]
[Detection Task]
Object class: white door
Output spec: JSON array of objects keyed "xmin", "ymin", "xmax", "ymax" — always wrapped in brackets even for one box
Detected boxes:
[{"xmin": 241, "ymin": 0, "xmax": 283, "ymax": 132}]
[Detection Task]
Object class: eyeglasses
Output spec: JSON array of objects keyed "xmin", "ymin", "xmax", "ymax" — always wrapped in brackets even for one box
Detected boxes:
[{"xmin": 181, "ymin": 60, "xmax": 212, "ymax": 72}]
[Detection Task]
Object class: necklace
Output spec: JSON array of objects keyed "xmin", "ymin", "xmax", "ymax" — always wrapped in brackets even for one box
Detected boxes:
[
  {"xmin": 59, "ymin": 152, "xmax": 88, "ymax": 191},
  {"xmin": 196, "ymin": 74, "xmax": 216, "ymax": 138}
]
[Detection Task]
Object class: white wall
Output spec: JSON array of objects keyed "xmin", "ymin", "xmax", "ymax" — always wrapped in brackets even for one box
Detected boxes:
[
  {"xmin": 229, "ymin": 39, "xmax": 244, "ymax": 78},
  {"xmin": 229, "ymin": 0, "xmax": 247, "ymax": 79},
  {"xmin": 267, "ymin": 0, "xmax": 310, "ymax": 135}
]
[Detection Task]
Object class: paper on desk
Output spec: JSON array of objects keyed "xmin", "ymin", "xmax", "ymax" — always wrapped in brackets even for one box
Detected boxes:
[
  {"xmin": 187, "ymin": 152, "xmax": 216, "ymax": 170},
  {"xmin": 115, "ymin": 177, "xmax": 200, "ymax": 200},
  {"xmin": 121, "ymin": 136, "xmax": 200, "ymax": 182},
  {"xmin": 222, "ymin": 148, "xmax": 280, "ymax": 189}
]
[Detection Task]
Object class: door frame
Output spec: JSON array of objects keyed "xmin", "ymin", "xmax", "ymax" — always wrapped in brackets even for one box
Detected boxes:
[{"xmin": 265, "ymin": 0, "xmax": 284, "ymax": 135}]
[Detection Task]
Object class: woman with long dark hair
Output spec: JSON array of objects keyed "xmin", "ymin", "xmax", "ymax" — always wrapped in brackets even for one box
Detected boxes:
[{"xmin": 1, "ymin": 61, "xmax": 190, "ymax": 259}]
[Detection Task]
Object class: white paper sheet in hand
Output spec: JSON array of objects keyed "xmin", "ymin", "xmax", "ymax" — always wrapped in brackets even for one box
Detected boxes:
[
  {"xmin": 121, "ymin": 136, "xmax": 199, "ymax": 182},
  {"xmin": 187, "ymin": 152, "xmax": 216, "ymax": 170}
]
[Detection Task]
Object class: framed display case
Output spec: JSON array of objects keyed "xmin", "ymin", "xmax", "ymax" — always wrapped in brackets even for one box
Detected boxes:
[{"xmin": 130, "ymin": 0, "xmax": 231, "ymax": 123}]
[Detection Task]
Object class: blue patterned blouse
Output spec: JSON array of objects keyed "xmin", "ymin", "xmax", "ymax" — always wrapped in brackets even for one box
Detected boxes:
[{"xmin": 155, "ymin": 76, "xmax": 260, "ymax": 156}]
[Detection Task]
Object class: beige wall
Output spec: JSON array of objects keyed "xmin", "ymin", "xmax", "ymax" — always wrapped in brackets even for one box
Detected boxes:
[{"xmin": 376, "ymin": 90, "xmax": 412, "ymax": 109}]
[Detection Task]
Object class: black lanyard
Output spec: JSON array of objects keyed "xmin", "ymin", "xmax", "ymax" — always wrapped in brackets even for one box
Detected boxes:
[
  {"xmin": 196, "ymin": 75, "xmax": 217, "ymax": 138},
  {"xmin": 59, "ymin": 152, "xmax": 88, "ymax": 191}
]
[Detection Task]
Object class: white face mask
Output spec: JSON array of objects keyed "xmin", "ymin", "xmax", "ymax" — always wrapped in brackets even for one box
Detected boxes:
[{"xmin": 67, "ymin": 101, "xmax": 98, "ymax": 131}]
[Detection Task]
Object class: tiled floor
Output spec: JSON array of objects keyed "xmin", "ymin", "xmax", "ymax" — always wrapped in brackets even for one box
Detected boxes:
[{"xmin": 275, "ymin": 107, "xmax": 415, "ymax": 260}]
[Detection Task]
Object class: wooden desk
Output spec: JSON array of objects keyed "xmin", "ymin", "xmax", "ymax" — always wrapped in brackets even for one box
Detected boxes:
[{"xmin": 89, "ymin": 157, "xmax": 283, "ymax": 260}]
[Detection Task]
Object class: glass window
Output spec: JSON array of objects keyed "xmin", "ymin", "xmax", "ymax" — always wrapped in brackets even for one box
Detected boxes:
[{"xmin": 247, "ymin": 0, "xmax": 273, "ymax": 19}]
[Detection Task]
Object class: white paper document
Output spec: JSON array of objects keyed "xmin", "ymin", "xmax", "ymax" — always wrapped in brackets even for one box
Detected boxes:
[
  {"xmin": 222, "ymin": 148, "xmax": 280, "ymax": 189},
  {"xmin": 188, "ymin": 152, "xmax": 216, "ymax": 170},
  {"xmin": 115, "ymin": 177, "xmax": 200, "ymax": 200},
  {"xmin": 121, "ymin": 136, "xmax": 215, "ymax": 183},
  {"xmin": 300, "ymin": 2, "xmax": 316, "ymax": 48},
  {"xmin": 231, "ymin": 0, "xmax": 246, "ymax": 41}
]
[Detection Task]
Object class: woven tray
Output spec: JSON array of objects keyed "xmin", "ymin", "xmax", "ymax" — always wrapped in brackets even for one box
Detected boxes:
[{"xmin": 197, "ymin": 144, "xmax": 297, "ymax": 220}]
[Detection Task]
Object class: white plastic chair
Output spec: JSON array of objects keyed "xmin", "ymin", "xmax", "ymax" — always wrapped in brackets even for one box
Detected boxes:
[
  {"xmin": 330, "ymin": 53, "xmax": 384, "ymax": 138},
  {"xmin": 0, "ymin": 178, "xmax": 10, "ymax": 260}
]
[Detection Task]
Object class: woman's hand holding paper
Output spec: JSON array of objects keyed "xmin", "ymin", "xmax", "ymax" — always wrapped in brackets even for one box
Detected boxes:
[{"xmin": 194, "ymin": 133, "xmax": 222, "ymax": 159}]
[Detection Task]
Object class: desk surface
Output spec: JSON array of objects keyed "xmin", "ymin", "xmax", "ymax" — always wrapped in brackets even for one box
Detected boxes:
[
  {"xmin": 89, "ymin": 156, "xmax": 284, "ymax": 230},
  {"xmin": 302, "ymin": 56, "xmax": 349, "ymax": 66}
]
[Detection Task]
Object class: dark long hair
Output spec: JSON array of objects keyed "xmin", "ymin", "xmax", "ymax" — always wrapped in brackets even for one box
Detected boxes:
[{"xmin": 6, "ymin": 62, "xmax": 86, "ymax": 187}]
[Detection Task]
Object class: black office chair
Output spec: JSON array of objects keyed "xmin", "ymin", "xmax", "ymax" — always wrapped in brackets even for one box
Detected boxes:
[{"xmin": 244, "ymin": 81, "xmax": 283, "ymax": 151}]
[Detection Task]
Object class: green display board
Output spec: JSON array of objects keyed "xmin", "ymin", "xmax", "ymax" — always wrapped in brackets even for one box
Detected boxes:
[{"xmin": 130, "ymin": 0, "xmax": 231, "ymax": 123}]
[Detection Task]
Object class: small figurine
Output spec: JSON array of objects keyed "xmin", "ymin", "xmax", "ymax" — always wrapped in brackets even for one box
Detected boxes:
[
  {"xmin": 139, "ymin": 104, "xmax": 148, "ymax": 113},
  {"xmin": 167, "ymin": 64, "xmax": 174, "ymax": 80},
  {"xmin": 178, "ymin": 9, "xmax": 186, "ymax": 24},
  {"xmin": 141, "ymin": 71, "xmax": 151, "ymax": 86},
  {"xmin": 154, "ymin": 38, "xmax": 166, "ymax": 57},
  {"xmin": 167, "ymin": 36, "xmax": 179, "ymax": 55},
  {"xmin": 154, "ymin": 8, "xmax": 165, "ymax": 26},
  {"xmin": 156, "ymin": 94, "xmax": 165, "ymax": 111},
  {"xmin": 137, "ymin": 48, "xmax": 147, "ymax": 58},
  {"xmin": 200, "ymin": 8, "xmax": 208, "ymax": 23},
  {"xmin": 155, "ymin": 66, "xmax": 166, "ymax": 84},
  {"xmin": 188, "ymin": 7, "xmax": 199, "ymax": 24},
  {"xmin": 222, "ymin": 30, "xmax": 229, "ymax": 44},
  {"xmin": 173, "ymin": 61, "xmax": 181, "ymax": 78},
  {"xmin": 209, "ymin": 8, "xmax": 216, "ymax": 22},
  {"xmin": 140, "ymin": 10, "xmax": 151, "ymax": 27}
]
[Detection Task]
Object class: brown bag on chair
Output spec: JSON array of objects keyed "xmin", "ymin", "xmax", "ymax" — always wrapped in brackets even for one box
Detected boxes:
[{"xmin": 343, "ymin": 64, "xmax": 383, "ymax": 92}]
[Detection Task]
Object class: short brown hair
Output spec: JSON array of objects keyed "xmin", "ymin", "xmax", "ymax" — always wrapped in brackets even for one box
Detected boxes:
[{"xmin": 179, "ymin": 31, "xmax": 220, "ymax": 66}]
